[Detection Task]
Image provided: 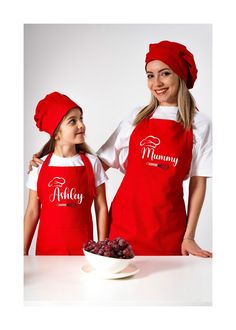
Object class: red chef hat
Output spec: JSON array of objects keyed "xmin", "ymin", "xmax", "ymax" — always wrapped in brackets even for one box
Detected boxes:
[
  {"xmin": 34, "ymin": 92, "xmax": 81, "ymax": 136},
  {"xmin": 145, "ymin": 40, "xmax": 198, "ymax": 89}
]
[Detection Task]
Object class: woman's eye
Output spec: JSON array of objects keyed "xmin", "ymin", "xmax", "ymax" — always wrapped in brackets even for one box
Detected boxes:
[
  {"xmin": 161, "ymin": 71, "xmax": 171, "ymax": 76},
  {"xmin": 147, "ymin": 74, "xmax": 154, "ymax": 79}
]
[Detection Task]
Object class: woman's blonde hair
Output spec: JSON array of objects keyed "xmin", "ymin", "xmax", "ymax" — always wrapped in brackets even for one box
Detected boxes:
[
  {"xmin": 38, "ymin": 107, "xmax": 94, "ymax": 158},
  {"xmin": 133, "ymin": 78, "xmax": 196, "ymax": 129}
]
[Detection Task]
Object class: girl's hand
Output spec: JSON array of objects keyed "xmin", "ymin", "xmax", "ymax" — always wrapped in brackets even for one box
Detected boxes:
[
  {"xmin": 27, "ymin": 153, "xmax": 43, "ymax": 173},
  {"xmin": 181, "ymin": 238, "xmax": 212, "ymax": 258}
]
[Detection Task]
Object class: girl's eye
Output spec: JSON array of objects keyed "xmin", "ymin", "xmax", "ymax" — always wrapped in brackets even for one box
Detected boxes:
[
  {"xmin": 147, "ymin": 74, "xmax": 154, "ymax": 79},
  {"xmin": 69, "ymin": 119, "xmax": 76, "ymax": 125}
]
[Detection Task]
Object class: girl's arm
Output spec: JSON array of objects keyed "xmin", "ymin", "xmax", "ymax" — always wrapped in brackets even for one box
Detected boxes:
[
  {"xmin": 24, "ymin": 190, "xmax": 41, "ymax": 255},
  {"xmin": 181, "ymin": 176, "xmax": 212, "ymax": 258},
  {"xmin": 94, "ymin": 183, "xmax": 109, "ymax": 241}
]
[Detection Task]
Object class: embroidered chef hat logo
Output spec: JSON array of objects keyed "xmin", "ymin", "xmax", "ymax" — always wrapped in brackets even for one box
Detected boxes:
[
  {"xmin": 140, "ymin": 136, "xmax": 160, "ymax": 149},
  {"xmin": 48, "ymin": 177, "xmax": 66, "ymax": 188},
  {"xmin": 140, "ymin": 135, "xmax": 178, "ymax": 167}
]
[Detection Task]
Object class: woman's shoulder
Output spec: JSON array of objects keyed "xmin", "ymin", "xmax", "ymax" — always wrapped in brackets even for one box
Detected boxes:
[
  {"xmin": 193, "ymin": 110, "xmax": 211, "ymax": 127},
  {"xmin": 192, "ymin": 110, "xmax": 212, "ymax": 143},
  {"xmin": 122, "ymin": 106, "xmax": 144, "ymax": 124},
  {"xmin": 113, "ymin": 107, "xmax": 144, "ymax": 135}
]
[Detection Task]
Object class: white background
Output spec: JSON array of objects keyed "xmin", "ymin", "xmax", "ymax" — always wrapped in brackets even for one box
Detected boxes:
[
  {"xmin": 24, "ymin": 24, "xmax": 212, "ymax": 254},
  {"xmin": 1, "ymin": 0, "xmax": 236, "ymax": 329}
]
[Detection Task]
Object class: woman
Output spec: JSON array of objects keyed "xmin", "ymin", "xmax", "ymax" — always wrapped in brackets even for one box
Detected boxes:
[{"xmin": 97, "ymin": 41, "xmax": 212, "ymax": 257}]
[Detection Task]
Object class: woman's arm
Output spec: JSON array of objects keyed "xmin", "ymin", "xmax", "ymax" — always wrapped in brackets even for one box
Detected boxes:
[
  {"xmin": 27, "ymin": 153, "xmax": 43, "ymax": 173},
  {"xmin": 99, "ymin": 159, "xmax": 110, "ymax": 172},
  {"xmin": 24, "ymin": 190, "xmax": 41, "ymax": 255},
  {"xmin": 181, "ymin": 176, "xmax": 212, "ymax": 257},
  {"xmin": 94, "ymin": 183, "xmax": 109, "ymax": 241}
]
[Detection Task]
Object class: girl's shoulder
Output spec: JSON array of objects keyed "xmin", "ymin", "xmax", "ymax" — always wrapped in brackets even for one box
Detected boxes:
[
  {"xmin": 84, "ymin": 153, "xmax": 102, "ymax": 166},
  {"xmin": 84, "ymin": 152, "xmax": 97, "ymax": 162},
  {"xmin": 40, "ymin": 155, "xmax": 48, "ymax": 161}
]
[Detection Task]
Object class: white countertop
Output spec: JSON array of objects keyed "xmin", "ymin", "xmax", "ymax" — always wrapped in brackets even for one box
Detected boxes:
[{"xmin": 24, "ymin": 256, "xmax": 212, "ymax": 306}]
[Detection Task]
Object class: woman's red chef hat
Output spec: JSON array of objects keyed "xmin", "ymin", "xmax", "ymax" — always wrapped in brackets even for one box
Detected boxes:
[
  {"xmin": 34, "ymin": 92, "xmax": 81, "ymax": 136},
  {"xmin": 145, "ymin": 40, "xmax": 198, "ymax": 89}
]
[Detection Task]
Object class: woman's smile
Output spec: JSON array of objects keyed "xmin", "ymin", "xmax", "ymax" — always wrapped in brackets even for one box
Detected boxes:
[{"xmin": 155, "ymin": 88, "xmax": 169, "ymax": 95}]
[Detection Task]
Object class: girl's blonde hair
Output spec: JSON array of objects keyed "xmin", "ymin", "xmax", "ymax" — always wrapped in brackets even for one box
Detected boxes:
[
  {"xmin": 38, "ymin": 107, "xmax": 94, "ymax": 158},
  {"xmin": 133, "ymin": 78, "xmax": 196, "ymax": 129}
]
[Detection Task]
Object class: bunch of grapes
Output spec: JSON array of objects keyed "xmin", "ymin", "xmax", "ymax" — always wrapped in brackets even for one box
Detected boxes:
[{"xmin": 83, "ymin": 237, "xmax": 134, "ymax": 259}]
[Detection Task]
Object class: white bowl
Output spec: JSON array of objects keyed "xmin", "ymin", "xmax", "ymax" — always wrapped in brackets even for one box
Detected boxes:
[{"xmin": 83, "ymin": 249, "xmax": 134, "ymax": 274}]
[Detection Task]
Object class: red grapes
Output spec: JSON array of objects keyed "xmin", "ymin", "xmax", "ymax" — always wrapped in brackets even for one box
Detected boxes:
[{"xmin": 83, "ymin": 237, "xmax": 134, "ymax": 259}]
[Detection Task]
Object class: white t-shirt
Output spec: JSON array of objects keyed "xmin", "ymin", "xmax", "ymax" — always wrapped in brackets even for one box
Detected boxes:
[
  {"xmin": 97, "ymin": 106, "xmax": 212, "ymax": 179},
  {"xmin": 26, "ymin": 153, "xmax": 108, "ymax": 191}
]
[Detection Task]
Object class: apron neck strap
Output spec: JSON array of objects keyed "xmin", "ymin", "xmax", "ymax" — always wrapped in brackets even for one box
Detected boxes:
[
  {"xmin": 80, "ymin": 153, "xmax": 96, "ymax": 198},
  {"xmin": 44, "ymin": 153, "xmax": 53, "ymax": 166}
]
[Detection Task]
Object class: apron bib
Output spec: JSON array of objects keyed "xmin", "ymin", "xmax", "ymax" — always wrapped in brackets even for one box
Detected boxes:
[
  {"xmin": 36, "ymin": 153, "xmax": 95, "ymax": 255},
  {"xmin": 109, "ymin": 118, "xmax": 193, "ymax": 255}
]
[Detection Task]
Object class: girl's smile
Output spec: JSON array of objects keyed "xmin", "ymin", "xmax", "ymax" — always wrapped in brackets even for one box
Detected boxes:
[{"xmin": 146, "ymin": 60, "xmax": 179, "ymax": 106}]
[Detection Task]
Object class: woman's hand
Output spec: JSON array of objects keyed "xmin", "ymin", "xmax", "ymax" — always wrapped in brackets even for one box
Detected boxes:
[
  {"xmin": 27, "ymin": 153, "xmax": 43, "ymax": 173},
  {"xmin": 181, "ymin": 238, "xmax": 212, "ymax": 258}
]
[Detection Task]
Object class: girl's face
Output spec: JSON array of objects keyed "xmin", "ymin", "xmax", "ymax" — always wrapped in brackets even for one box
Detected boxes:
[
  {"xmin": 146, "ymin": 60, "xmax": 179, "ymax": 106},
  {"xmin": 55, "ymin": 108, "xmax": 85, "ymax": 146}
]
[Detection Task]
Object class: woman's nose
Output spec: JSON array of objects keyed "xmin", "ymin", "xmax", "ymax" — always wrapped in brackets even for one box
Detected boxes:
[{"xmin": 154, "ymin": 74, "xmax": 163, "ymax": 87}]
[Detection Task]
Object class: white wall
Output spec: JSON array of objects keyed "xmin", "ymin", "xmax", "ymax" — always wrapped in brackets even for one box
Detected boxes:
[{"xmin": 24, "ymin": 24, "xmax": 212, "ymax": 254}]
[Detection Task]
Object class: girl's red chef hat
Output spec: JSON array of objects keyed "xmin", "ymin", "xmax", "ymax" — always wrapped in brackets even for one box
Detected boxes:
[
  {"xmin": 34, "ymin": 92, "xmax": 81, "ymax": 136},
  {"xmin": 145, "ymin": 40, "xmax": 198, "ymax": 89}
]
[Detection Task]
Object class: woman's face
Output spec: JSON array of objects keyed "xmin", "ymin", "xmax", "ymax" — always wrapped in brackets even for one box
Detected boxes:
[{"xmin": 146, "ymin": 60, "xmax": 179, "ymax": 106}]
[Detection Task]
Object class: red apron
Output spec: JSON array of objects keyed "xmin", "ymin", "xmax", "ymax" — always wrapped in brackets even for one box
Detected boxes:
[
  {"xmin": 109, "ymin": 118, "xmax": 193, "ymax": 255},
  {"xmin": 36, "ymin": 153, "xmax": 95, "ymax": 255}
]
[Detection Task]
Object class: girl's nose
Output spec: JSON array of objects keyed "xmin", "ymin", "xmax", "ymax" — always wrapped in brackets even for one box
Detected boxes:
[{"xmin": 77, "ymin": 121, "xmax": 85, "ymax": 131}]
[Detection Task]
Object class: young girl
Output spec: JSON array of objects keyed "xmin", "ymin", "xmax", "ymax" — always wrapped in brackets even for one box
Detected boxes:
[{"xmin": 24, "ymin": 91, "xmax": 108, "ymax": 255}]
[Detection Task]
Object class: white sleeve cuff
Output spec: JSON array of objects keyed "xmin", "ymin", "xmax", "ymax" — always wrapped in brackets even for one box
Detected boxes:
[{"xmin": 189, "ymin": 168, "xmax": 212, "ymax": 178}]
